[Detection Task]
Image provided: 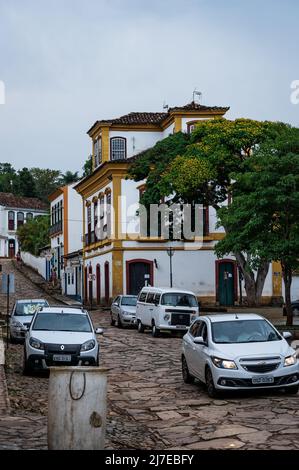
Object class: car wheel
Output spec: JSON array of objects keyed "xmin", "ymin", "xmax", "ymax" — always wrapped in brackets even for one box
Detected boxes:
[
  {"xmin": 152, "ymin": 322, "xmax": 160, "ymax": 338},
  {"xmin": 22, "ymin": 350, "xmax": 33, "ymax": 376},
  {"xmin": 137, "ymin": 320, "xmax": 145, "ymax": 333},
  {"xmin": 182, "ymin": 355, "xmax": 194, "ymax": 384},
  {"xmin": 285, "ymin": 384, "xmax": 299, "ymax": 395},
  {"xmin": 117, "ymin": 315, "xmax": 123, "ymax": 328},
  {"xmin": 205, "ymin": 367, "xmax": 219, "ymax": 398},
  {"xmin": 110, "ymin": 314, "xmax": 116, "ymax": 326}
]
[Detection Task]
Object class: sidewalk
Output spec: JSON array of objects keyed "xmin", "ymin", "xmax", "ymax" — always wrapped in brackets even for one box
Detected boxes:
[{"xmin": 0, "ymin": 331, "xmax": 10, "ymax": 416}]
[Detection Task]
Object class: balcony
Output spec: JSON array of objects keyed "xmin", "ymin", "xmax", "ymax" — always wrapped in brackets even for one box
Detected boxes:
[{"xmin": 49, "ymin": 220, "xmax": 62, "ymax": 236}]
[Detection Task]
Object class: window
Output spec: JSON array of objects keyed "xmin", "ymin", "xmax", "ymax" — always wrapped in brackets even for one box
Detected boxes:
[
  {"xmin": 99, "ymin": 195, "xmax": 105, "ymax": 219},
  {"xmin": 106, "ymin": 192, "xmax": 111, "ymax": 236},
  {"xmin": 68, "ymin": 273, "xmax": 71, "ymax": 285},
  {"xmin": 138, "ymin": 291, "xmax": 147, "ymax": 302},
  {"xmin": 17, "ymin": 212, "xmax": 24, "ymax": 227},
  {"xmin": 110, "ymin": 137, "xmax": 126, "ymax": 160},
  {"xmin": 8, "ymin": 211, "xmax": 15, "ymax": 230},
  {"xmin": 94, "ymin": 137, "xmax": 102, "ymax": 167},
  {"xmin": 154, "ymin": 293, "xmax": 161, "ymax": 304},
  {"xmin": 187, "ymin": 122, "xmax": 197, "ymax": 134},
  {"xmin": 94, "ymin": 201, "xmax": 98, "ymax": 240},
  {"xmin": 190, "ymin": 321, "xmax": 202, "ymax": 337},
  {"xmin": 26, "ymin": 212, "xmax": 33, "ymax": 222},
  {"xmin": 87, "ymin": 204, "xmax": 91, "ymax": 244},
  {"xmin": 146, "ymin": 293, "xmax": 155, "ymax": 304}
]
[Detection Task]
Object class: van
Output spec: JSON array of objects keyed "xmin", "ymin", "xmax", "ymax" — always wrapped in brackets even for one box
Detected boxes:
[{"xmin": 136, "ymin": 287, "xmax": 200, "ymax": 337}]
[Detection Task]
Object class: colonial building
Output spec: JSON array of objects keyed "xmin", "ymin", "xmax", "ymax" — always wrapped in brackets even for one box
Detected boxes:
[
  {"xmin": 0, "ymin": 193, "xmax": 48, "ymax": 258},
  {"xmin": 75, "ymin": 101, "xmax": 283, "ymax": 305},
  {"xmin": 49, "ymin": 183, "xmax": 83, "ymax": 301}
]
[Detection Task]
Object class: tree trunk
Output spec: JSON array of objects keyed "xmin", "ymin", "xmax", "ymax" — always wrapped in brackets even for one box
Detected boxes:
[
  {"xmin": 282, "ymin": 263, "xmax": 293, "ymax": 327},
  {"xmin": 234, "ymin": 252, "xmax": 269, "ymax": 306}
]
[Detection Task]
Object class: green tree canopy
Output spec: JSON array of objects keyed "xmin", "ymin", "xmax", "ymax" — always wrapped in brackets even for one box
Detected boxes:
[{"xmin": 17, "ymin": 215, "xmax": 50, "ymax": 256}]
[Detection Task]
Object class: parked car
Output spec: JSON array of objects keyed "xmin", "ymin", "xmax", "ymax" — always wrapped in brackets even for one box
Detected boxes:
[
  {"xmin": 283, "ymin": 301, "xmax": 299, "ymax": 316},
  {"xmin": 110, "ymin": 295, "xmax": 137, "ymax": 327},
  {"xmin": 182, "ymin": 313, "xmax": 298, "ymax": 397},
  {"xmin": 136, "ymin": 287, "xmax": 200, "ymax": 337},
  {"xmin": 9, "ymin": 299, "xmax": 49, "ymax": 343},
  {"xmin": 23, "ymin": 306, "xmax": 103, "ymax": 374}
]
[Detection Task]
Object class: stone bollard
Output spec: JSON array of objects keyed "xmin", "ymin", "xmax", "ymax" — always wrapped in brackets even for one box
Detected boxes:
[{"xmin": 48, "ymin": 366, "xmax": 108, "ymax": 450}]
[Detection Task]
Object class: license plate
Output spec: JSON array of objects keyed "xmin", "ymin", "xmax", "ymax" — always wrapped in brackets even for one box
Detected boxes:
[
  {"xmin": 53, "ymin": 355, "xmax": 72, "ymax": 362},
  {"xmin": 175, "ymin": 325, "xmax": 185, "ymax": 329},
  {"xmin": 252, "ymin": 376, "xmax": 274, "ymax": 384}
]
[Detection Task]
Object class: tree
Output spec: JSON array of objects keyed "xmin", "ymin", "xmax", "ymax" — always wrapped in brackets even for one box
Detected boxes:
[
  {"xmin": 60, "ymin": 171, "xmax": 80, "ymax": 185},
  {"xmin": 216, "ymin": 126, "xmax": 299, "ymax": 325},
  {"xmin": 129, "ymin": 119, "xmax": 277, "ymax": 305},
  {"xmin": 30, "ymin": 168, "xmax": 62, "ymax": 203},
  {"xmin": 17, "ymin": 215, "xmax": 50, "ymax": 256},
  {"xmin": 82, "ymin": 155, "xmax": 93, "ymax": 177},
  {"xmin": 14, "ymin": 167, "xmax": 37, "ymax": 198},
  {"xmin": 0, "ymin": 163, "xmax": 17, "ymax": 193}
]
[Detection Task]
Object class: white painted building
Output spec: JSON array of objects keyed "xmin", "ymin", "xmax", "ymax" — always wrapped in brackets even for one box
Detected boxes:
[
  {"xmin": 0, "ymin": 193, "xmax": 48, "ymax": 258},
  {"xmin": 49, "ymin": 183, "xmax": 83, "ymax": 301},
  {"xmin": 75, "ymin": 101, "xmax": 282, "ymax": 306}
]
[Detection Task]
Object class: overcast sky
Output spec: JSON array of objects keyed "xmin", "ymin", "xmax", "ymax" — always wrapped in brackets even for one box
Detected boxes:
[{"xmin": 0, "ymin": 0, "xmax": 299, "ymax": 173}]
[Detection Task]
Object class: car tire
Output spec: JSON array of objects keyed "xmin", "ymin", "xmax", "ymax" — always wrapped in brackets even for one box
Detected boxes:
[
  {"xmin": 285, "ymin": 384, "xmax": 299, "ymax": 395},
  {"xmin": 22, "ymin": 350, "xmax": 33, "ymax": 376},
  {"xmin": 152, "ymin": 322, "xmax": 160, "ymax": 338},
  {"xmin": 110, "ymin": 314, "xmax": 116, "ymax": 326},
  {"xmin": 182, "ymin": 355, "xmax": 194, "ymax": 384},
  {"xmin": 137, "ymin": 320, "xmax": 145, "ymax": 333},
  {"xmin": 205, "ymin": 367, "xmax": 219, "ymax": 398},
  {"xmin": 117, "ymin": 315, "xmax": 123, "ymax": 328}
]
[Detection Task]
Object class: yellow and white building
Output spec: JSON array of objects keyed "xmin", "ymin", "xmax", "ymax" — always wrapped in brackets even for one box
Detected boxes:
[{"xmin": 75, "ymin": 101, "xmax": 283, "ymax": 306}]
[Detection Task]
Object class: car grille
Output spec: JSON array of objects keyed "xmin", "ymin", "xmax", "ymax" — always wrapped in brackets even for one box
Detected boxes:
[
  {"xmin": 242, "ymin": 363, "xmax": 280, "ymax": 373},
  {"xmin": 170, "ymin": 313, "xmax": 190, "ymax": 326},
  {"xmin": 240, "ymin": 357, "xmax": 281, "ymax": 374},
  {"xmin": 44, "ymin": 343, "xmax": 81, "ymax": 355}
]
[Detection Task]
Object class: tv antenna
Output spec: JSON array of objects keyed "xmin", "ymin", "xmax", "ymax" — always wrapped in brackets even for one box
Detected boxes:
[
  {"xmin": 193, "ymin": 88, "xmax": 202, "ymax": 104},
  {"xmin": 163, "ymin": 101, "xmax": 169, "ymax": 111}
]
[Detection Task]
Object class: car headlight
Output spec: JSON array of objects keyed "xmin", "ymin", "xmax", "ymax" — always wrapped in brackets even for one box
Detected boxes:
[
  {"xmin": 29, "ymin": 337, "xmax": 44, "ymax": 350},
  {"xmin": 81, "ymin": 340, "xmax": 96, "ymax": 352},
  {"xmin": 284, "ymin": 353, "xmax": 297, "ymax": 367},
  {"xmin": 212, "ymin": 357, "xmax": 238, "ymax": 369},
  {"xmin": 123, "ymin": 311, "xmax": 132, "ymax": 316},
  {"xmin": 11, "ymin": 320, "xmax": 24, "ymax": 328},
  {"xmin": 164, "ymin": 314, "xmax": 170, "ymax": 321}
]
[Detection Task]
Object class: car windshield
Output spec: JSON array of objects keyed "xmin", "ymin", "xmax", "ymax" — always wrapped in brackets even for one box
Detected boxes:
[
  {"xmin": 15, "ymin": 301, "xmax": 48, "ymax": 316},
  {"xmin": 161, "ymin": 293, "xmax": 198, "ymax": 307},
  {"xmin": 32, "ymin": 313, "xmax": 92, "ymax": 332},
  {"xmin": 121, "ymin": 296, "xmax": 137, "ymax": 306},
  {"xmin": 212, "ymin": 319, "xmax": 282, "ymax": 344}
]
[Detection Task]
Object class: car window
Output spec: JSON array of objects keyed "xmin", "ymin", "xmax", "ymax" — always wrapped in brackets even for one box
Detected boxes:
[
  {"xmin": 211, "ymin": 319, "xmax": 282, "ymax": 344},
  {"xmin": 146, "ymin": 293, "xmax": 155, "ymax": 304},
  {"xmin": 201, "ymin": 323, "xmax": 208, "ymax": 342},
  {"xmin": 190, "ymin": 321, "xmax": 202, "ymax": 337},
  {"xmin": 32, "ymin": 313, "xmax": 92, "ymax": 332},
  {"xmin": 154, "ymin": 294, "xmax": 161, "ymax": 304},
  {"xmin": 121, "ymin": 296, "xmax": 137, "ymax": 306},
  {"xmin": 161, "ymin": 293, "xmax": 198, "ymax": 307},
  {"xmin": 15, "ymin": 301, "xmax": 48, "ymax": 316},
  {"xmin": 138, "ymin": 292, "xmax": 147, "ymax": 302}
]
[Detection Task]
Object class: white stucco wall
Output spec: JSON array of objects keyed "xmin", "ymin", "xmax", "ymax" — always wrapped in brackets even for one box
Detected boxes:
[
  {"xmin": 162, "ymin": 122, "xmax": 174, "ymax": 138},
  {"xmin": 282, "ymin": 276, "xmax": 299, "ymax": 301},
  {"xmin": 109, "ymin": 130, "xmax": 162, "ymax": 159},
  {"xmin": 68, "ymin": 184, "xmax": 83, "ymax": 254},
  {"xmin": 181, "ymin": 117, "xmax": 211, "ymax": 132},
  {"xmin": 21, "ymin": 252, "xmax": 47, "ymax": 279},
  {"xmin": 87, "ymin": 251, "xmax": 113, "ymax": 300}
]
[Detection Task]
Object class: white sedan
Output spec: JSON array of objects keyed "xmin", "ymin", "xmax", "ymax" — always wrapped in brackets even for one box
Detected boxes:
[
  {"xmin": 182, "ymin": 313, "xmax": 298, "ymax": 397},
  {"xmin": 110, "ymin": 295, "xmax": 137, "ymax": 328}
]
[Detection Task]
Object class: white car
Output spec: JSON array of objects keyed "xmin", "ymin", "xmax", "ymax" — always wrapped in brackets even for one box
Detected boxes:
[
  {"xmin": 9, "ymin": 299, "xmax": 49, "ymax": 343},
  {"xmin": 182, "ymin": 314, "xmax": 299, "ymax": 397},
  {"xmin": 110, "ymin": 295, "xmax": 137, "ymax": 327},
  {"xmin": 136, "ymin": 287, "xmax": 200, "ymax": 337},
  {"xmin": 23, "ymin": 306, "xmax": 103, "ymax": 374}
]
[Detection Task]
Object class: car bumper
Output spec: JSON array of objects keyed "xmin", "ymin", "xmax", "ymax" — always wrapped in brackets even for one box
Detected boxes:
[
  {"xmin": 158, "ymin": 324, "xmax": 189, "ymax": 331},
  {"xmin": 121, "ymin": 316, "xmax": 137, "ymax": 326},
  {"xmin": 27, "ymin": 353, "xmax": 97, "ymax": 369},
  {"xmin": 212, "ymin": 364, "xmax": 299, "ymax": 390}
]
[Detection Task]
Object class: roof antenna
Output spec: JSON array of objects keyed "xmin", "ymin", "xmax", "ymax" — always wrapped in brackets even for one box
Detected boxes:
[
  {"xmin": 193, "ymin": 88, "xmax": 202, "ymax": 104},
  {"xmin": 163, "ymin": 101, "xmax": 169, "ymax": 111}
]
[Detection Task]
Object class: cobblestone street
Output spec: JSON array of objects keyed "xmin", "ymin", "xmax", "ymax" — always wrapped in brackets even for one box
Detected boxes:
[{"xmin": 1, "ymin": 307, "xmax": 299, "ymax": 450}]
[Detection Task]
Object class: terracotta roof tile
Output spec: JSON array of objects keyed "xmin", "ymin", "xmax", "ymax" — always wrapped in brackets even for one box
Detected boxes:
[{"xmin": 0, "ymin": 193, "xmax": 48, "ymax": 211}]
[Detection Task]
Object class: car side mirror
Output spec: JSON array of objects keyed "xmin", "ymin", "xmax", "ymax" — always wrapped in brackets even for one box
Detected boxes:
[
  {"xmin": 193, "ymin": 336, "xmax": 205, "ymax": 345},
  {"xmin": 282, "ymin": 331, "xmax": 292, "ymax": 339},
  {"xmin": 95, "ymin": 328, "xmax": 104, "ymax": 335}
]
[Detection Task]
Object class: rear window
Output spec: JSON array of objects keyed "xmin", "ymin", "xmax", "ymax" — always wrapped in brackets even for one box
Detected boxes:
[
  {"xmin": 32, "ymin": 313, "xmax": 92, "ymax": 332},
  {"xmin": 15, "ymin": 301, "xmax": 48, "ymax": 316}
]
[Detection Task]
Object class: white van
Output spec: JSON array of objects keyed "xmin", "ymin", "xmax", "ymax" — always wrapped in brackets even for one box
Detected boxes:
[{"xmin": 136, "ymin": 287, "xmax": 200, "ymax": 337}]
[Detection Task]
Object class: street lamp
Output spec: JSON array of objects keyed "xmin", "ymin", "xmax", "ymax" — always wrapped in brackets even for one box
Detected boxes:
[{"xmin": 166, "ymin": 247, "xmax": 174, "ymax": 288}]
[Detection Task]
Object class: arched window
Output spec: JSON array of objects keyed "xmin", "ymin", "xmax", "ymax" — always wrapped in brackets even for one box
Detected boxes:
[
  {"xmin": 8, "ymin": 211, "xmax": 15, "ymax": 230},
  {"xmin": 26, "ymin": 212, "xmax": 33, "ymax": 222},
  {"xmin": 17, "ymin": 212, "xmax": 24, "ymax": 227},
  {"xmin": 110, "ymin": 137, "xmax": 126, "ymax": 160}
]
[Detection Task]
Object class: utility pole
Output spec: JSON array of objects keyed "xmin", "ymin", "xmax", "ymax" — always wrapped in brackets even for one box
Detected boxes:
[{"xmin": 166, "ymin": 247, "xmax": 174, "ymax": 288}]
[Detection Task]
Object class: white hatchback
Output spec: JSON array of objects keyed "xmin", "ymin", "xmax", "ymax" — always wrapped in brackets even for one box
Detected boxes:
[{"xmin": 182, "ymin": 314, "xmax": 299, "ymax": 397}]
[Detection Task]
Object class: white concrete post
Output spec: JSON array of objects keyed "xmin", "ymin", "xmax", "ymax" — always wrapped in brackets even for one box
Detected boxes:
[{"xmin": 48, "ymin": 366, "xmax": 108, "ymax": 450}]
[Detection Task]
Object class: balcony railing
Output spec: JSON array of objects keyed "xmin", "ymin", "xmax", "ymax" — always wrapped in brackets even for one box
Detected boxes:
[{"xmin": 49, "ymin": 220, "xmax": 62, "ymax": 236}]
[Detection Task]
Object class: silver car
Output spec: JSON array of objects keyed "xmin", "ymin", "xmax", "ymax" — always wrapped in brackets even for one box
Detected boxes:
[
  {"xmin": 110, "ymin": 295, "xmax": 137, "ymax": 328},
  {"xmin": 23, "ymin": 306, "xmax": 103, "ymax": 374},
  {"xmin": 9, "ymin": 299, "xmax": 49, "ymax": 343}
]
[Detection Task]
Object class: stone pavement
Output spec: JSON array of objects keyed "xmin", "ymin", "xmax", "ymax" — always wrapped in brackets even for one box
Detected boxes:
[{"xmin": 1, "ymin": 309, "xmax": 299, "ymax": 450}]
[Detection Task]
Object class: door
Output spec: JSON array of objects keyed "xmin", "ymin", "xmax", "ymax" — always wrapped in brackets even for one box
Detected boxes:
[
  {"xmin": 88, "ymin": 266, "xmax": 93, "ymax": 305},
  {"xmin": 8, "ymin": 239, "xmax": 15, "ymax": 258},
  {"xmin": 104, "ymin": 262, "xmax": 110, "ymax": 305},
  {"xmin": 218, "ymin": 261, "xmax": 235, "ymax": 306},
  {"xmin": 185, "ymin": 320, "xmax": 203, "ymax": 377},
  {"xmin": 127, "ymin": 260, "xmax": 153, "ymax": 295},
  {"xmin": 192, "ymin": 322, "xmax": 208, "ymax": 380},
  {"xmin": 96, "ymin": 264, "xmax": 101, "ymax": 304}
]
